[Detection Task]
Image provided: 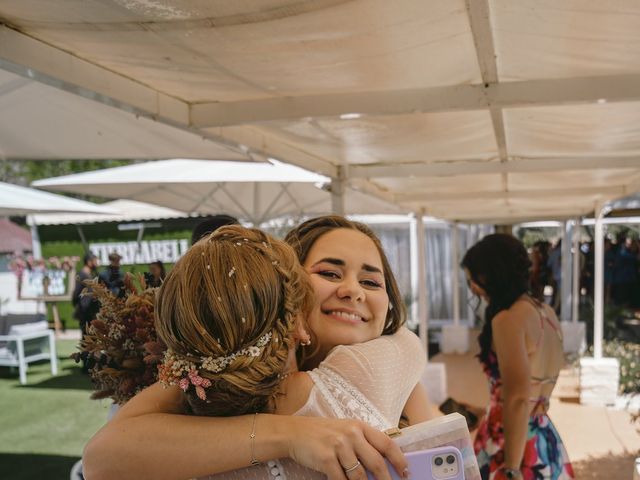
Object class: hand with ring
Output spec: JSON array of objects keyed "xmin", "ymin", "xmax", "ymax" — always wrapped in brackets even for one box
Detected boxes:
[
  {"xmin": 342, "ymin": 460, "xmax": 361, "ymax": 475},
  {"xmin": 287, "ymin": 416, "xmax": 408, "ymax": 480}
]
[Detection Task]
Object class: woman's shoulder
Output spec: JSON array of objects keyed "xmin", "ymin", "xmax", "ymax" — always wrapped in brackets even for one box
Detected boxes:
[
  {"xmin": 492, "ymin": 297, "xmax": 540, "ymax": 330},
  {"xmin": 320, "ymin": 328, "xmax": 426, "ymax": 386},
  {"xmin": 326, "ymin": 327, "xmax": 422, "ymax": 361}
]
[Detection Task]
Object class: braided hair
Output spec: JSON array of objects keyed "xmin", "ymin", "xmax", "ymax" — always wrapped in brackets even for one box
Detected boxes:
[
  {"xmin": 155, "ymin": 225, "xmax": 314, "ymax": 416},
  {"xmin": 461, "ymin": 234, "xmax": 532, "ymax": 364}
]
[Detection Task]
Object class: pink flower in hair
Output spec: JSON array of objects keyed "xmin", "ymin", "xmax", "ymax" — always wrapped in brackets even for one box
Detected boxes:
[
  {"xmin": 188, "ymin": 370, "xmax": 204, "ymax": 386},
  {"xmin": 179, "ymin": 378, "xmax": 189, "ymax": 391}
]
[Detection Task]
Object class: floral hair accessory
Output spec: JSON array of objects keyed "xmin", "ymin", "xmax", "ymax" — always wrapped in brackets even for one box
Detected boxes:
[{"xmin": 159, "ymin": 332, "xmax": 273, "ymax": 400}]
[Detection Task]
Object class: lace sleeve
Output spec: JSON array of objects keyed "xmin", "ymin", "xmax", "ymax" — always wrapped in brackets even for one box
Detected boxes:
[{"xmin": 318, "ymin": 328, "xmax": 426, "ymax": 423}]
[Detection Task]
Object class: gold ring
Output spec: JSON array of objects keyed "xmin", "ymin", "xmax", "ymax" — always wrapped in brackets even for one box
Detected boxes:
[{"xmin": 343, "ymin": 460, "xmax": 361, "ymax": 474}]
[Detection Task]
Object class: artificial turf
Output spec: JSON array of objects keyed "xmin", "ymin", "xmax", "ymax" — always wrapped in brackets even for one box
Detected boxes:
[{"xmin": 0, "ymin": 339, "xmax": 112, "ymax": 479}]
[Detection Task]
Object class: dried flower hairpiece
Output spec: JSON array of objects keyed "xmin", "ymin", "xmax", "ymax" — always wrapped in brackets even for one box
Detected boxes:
[{"xmin": 159, "ymin": 331, "xmax": 273, "ymax": 400}]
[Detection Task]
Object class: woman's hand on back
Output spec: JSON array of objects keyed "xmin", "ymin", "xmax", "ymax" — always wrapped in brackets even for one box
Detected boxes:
[{"xmin": 286, "ymin": 416, "xmax": 407, "ymax": 480}]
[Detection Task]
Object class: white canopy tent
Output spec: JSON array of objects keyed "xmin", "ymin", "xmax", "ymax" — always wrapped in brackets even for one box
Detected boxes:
[
  {"xmin": 27, "ymin": 199, "xmax": 189, "ymax": 226},
  {"xmin": 2, "ymin": 1, "xmax": 640, "ymax": 223},
  {"xmin": 0, "ymin": 181, "xmax": 117, "ymax": 217},
  {"xmin": 27, "ymin": 198, "xmax": 193, "ymax": 253},
  {"xmin": 3, "ymin": 0, "xmax": 640, "ymax": 402},
  {"xmin": 32, "ymin": 159, "xmax": 404, "ymax": 224},
  {"xmin": 0, "ymin": 180, "xmax": 118, "ymax": 263}
]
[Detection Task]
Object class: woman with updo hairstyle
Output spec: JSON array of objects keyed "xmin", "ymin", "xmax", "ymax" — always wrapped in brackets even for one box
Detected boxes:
[
  {"xmin": 155, "ymin": 225, "xmax": 314, "ymax": 416},
  {"xmin": 462, "ymin": 234, "xmax": 574, "ymax": 480},
  {"xmin": 84, "ymin": 218, "xmax": 431, "ymax": 480}
]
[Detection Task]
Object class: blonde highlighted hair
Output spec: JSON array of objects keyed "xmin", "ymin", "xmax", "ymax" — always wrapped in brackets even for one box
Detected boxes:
[{"xmin": 155, "ymin": 225, "xmax": 314, "ymax": 416}]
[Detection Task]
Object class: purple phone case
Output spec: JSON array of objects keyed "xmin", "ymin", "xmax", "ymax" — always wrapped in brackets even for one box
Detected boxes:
[{"xmin": 366, "ymin": 445, "xmax": 464, "ymax": 480}]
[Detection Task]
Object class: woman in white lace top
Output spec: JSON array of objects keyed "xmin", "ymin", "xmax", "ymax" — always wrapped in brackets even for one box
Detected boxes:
[{"xmin": 84, "ymin": 217, "xmax": 432, "ymax": 480}]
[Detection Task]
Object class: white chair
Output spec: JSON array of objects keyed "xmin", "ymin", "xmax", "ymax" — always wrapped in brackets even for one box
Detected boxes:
[
  {"xmin": 0, "ymin": 320, "xmax": 58, "ymax": 384},
  {"xmin": 70, "ymin": 459, "xmax": 84, "ymax": 480}
]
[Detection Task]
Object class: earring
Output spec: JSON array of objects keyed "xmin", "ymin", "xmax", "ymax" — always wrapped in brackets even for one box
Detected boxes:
[
  {"xmin": 302, "ymin": 338, "xmax": 311, "ymax": 346},
  {"xmin": 389, "ymin": 303, "xmax": 394, "ymax": 311}
]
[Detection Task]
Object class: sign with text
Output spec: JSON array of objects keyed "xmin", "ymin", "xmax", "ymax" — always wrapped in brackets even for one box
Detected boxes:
[
  {"xmin": 21, "ymin": 269, "xmax": 68, "ymax": 298},
  {"xmin": 90, "ymin": 239, "xmax": 190, "ymax": 265}
]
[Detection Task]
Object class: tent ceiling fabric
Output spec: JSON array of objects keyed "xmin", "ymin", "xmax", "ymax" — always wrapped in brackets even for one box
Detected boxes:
[
  {"xmin": 2, "ymin": 0, "xmax": 640, "ymax": 222},
  {"xmin": 0, "ymin": 69, "xmax": 250, "ymax": 161}
]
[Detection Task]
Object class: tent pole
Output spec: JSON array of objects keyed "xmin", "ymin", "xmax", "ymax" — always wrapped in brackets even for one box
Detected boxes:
[
  {"xmin": 451, "ymin": 223, "xmax": 460, "ymax": 326},
  {"xmin": 466, "ymin": 225, "xmax": 475, "ymax": 324},
  {"xmin": 415, "ymin": 210, "xmax": 429, "ymax": 357},
  {"xmin": 572, "ymin": 218, "xmax": 581, "ymax": 323},
  {"xmin": 75, "ymin": 225, "xmax": 90, "ymax": 253},
  {"xmin": 560, "ymin": 220, "xmax": 572, "ymax": 321},
  {"xmin": 29, "ymin": 216, "xmax": 42, "ymax": 259},
  {"xmin": 253, "ymin": 183, "xmax": 260, "ymax": 226},
  {"xmin": 331, "ymin": 166, "xmax": 346, "ymax": 215},
  {"xmin": 410, "ymin": 216, "xmax": 419, "ymax": 329},
  {"xmin": 136, "ymin": 224, "xmax": 145, "ymax": 245},
  {"xmin": 593, "ymin": 205, "xmax": 605, "ymax": 359}
]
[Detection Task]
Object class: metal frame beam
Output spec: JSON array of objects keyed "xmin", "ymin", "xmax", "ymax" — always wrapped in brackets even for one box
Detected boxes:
[
  {"xmin": 396, "ymin": 185, "xmax": 627, "ymax": 203},
  {"xmin": 189, "ymin": 74, "xmax": 640, "ymax": 128},
  {"xmin": 432, "ymin": 208, "xmax": 596, "ymax": 224},
  {"xmin": 348, "ymin": 156, "xmax": 640, "ymax": 178}
]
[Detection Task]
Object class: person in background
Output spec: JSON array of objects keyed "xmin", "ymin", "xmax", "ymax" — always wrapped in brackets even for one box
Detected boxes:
[
  {"xmin": 603, "ymin": 238, "xmax": 614, "ymax": 304},
  {"xmin": 72, "ymin": 252, "xmax": 101, "ymax": 373},
  {"xmin": 463, "ymin": 234, "xmax": 574, "ymax": 480},
  {"xmin": 546, "ymin": 239, "xmax": 562, "ymax": 314},
  {"xmin": 98, "ymin": 252, "xmax": 125, "ymax": 298},
  {"xmin": 190, "ymin": 214, "xmax": 240, "ymax": 244},
  {"xmin": 529, "ymin": 241, "xmax": 550, "ymax": 302},
  {"xmin": 145, "ymin": 260, "xmax": 166, "ymax": 288},
  {"xmin": 613, "ymin": 236, "xmax": 638, "ymax": 307},
  {"xmin": 72, "ymin": 252, "xmax": 100, "ymax": 337}
]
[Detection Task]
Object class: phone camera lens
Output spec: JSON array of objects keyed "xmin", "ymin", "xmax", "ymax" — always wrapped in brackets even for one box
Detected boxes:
[
  {"xmin": 435, "ymin": 457, "xmax": 444, "ymax": 466},
  {"xmin": 446, "ymin": 455, "xmax": 455, "ymax": 465}
]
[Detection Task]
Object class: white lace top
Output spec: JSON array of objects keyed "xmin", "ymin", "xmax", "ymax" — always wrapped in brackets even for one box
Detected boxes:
[{"xmin": 202, "ymin": 328, "xmax": 425, "ymax": 480}]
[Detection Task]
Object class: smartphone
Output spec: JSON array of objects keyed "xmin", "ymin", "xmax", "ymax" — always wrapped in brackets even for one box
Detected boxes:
[{"xmin": 366, "ymin": 445, "xmax": 464, "ymax": 480}]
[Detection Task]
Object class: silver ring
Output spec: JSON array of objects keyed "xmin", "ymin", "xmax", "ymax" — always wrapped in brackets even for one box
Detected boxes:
[{"xmin": 343, "ymin": 460, "xmax": 361, "ymax": 474}]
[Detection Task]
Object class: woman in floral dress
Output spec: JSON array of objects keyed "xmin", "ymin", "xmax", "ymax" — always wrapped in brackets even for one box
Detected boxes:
[{"xmin": 462, "ymin": 234, "xmax": 574, "ymax": 480}]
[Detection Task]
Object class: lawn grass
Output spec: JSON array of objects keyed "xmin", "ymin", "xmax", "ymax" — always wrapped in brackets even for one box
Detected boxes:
[{"xmin": 0, "ymin": 339, "xmax": 112, "ymax": 479}]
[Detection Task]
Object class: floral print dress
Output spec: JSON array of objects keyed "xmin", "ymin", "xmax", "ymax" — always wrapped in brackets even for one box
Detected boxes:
[{"xmin": 474, "ymin": 322, "xmax": 575, "ymax": 479}]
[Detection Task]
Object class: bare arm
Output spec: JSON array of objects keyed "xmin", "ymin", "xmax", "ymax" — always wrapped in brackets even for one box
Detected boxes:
[
  {"xmin": 83, "ymin": 382, "xmax": 408, "ymax": 480},
  {"xmin": 402, "ymin": 383, "xmax": 442, "ymax": 425},
  {"xmin": 493, "ymin": 310, "xmax": 531, "ymax": 471}
]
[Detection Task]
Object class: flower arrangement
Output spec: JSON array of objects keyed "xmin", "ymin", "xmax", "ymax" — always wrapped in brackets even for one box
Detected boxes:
[{"xmin": 72, "ymin": 274, "xmax": 166, "ymax": 405}]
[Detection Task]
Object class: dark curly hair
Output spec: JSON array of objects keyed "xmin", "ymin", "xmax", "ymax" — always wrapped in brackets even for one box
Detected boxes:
[{"xmin": 461, "ymin": 234, "xmax": 532, "ymax": 364}]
